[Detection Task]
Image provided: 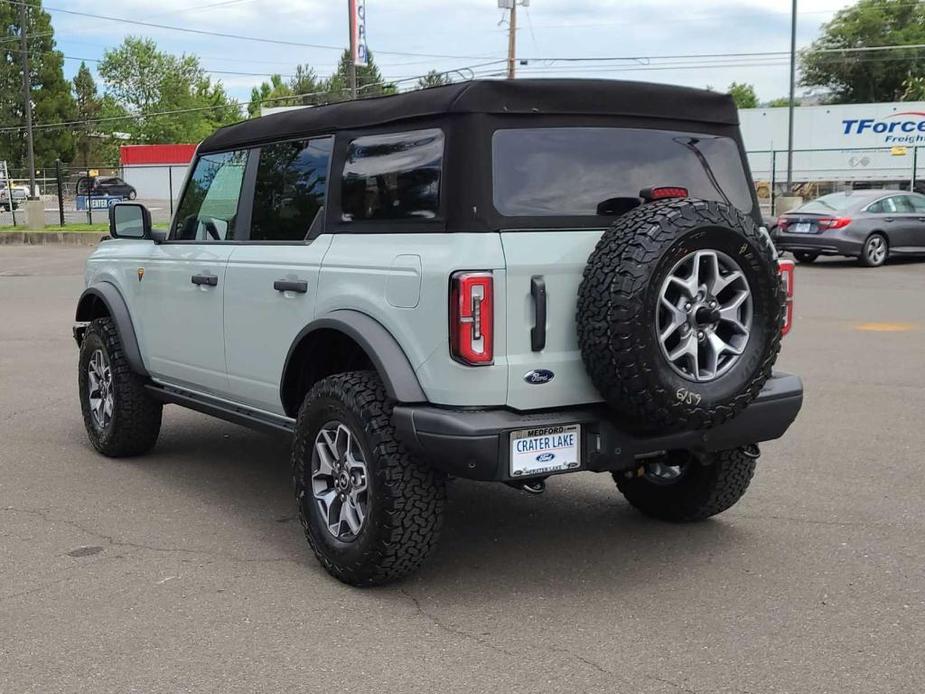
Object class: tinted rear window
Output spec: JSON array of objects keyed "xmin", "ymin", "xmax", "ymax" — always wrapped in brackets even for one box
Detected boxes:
[
  {"xmin": 341, "ymin": 128, "xmax": 443, "ymax": 222},
  {"xmin": 492, "ymin": 127, "xmax": 753, "ymax": 217}
]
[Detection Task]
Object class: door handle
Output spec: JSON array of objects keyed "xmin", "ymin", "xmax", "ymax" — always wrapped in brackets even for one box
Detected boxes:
[
  {"xmin": 191, "ymin": 273, "xmax": 218, "ymax": 287},
  {"xmin": 530, "ymin": 275, "xmax": 547, "ymax": 352},
  {"xmin": 884, "ymin": 217, "xmax": 895, "ymax": 223},
  {"xmin": 274, "ymin": 279, "xmax": 308, "ymax": 294}
]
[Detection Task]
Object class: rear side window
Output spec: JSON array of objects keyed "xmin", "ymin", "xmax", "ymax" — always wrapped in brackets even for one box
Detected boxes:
[
  {"xmin": 250, "ymin": 137, "xmax": 333, "ymax": 242},
  {"xmin": 492, "ymin": 127, "xmax": 754, "ymax": 217},
  {"xmin": 172, "ymin": 150, "xmax": 248, "ymax": 241},
  {"xmin": 890, "ymin": 196, "xmax": 914, "ymax": 213},
  {"xmin": 341, "ymin": 129, "xmax": 443, "ymax": 222},
  {"xmin": 909, "ymin": 194, "xmax": 925, "ymax": 212}
]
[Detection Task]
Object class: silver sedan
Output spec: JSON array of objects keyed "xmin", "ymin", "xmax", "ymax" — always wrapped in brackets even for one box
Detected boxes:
[{"xmin": 772, "ymin": 190, "xmax": 925, "ymax": 267}]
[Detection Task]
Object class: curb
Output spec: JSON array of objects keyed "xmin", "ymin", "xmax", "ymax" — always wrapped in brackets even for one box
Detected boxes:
[{"xmin": 0, "ymin": 231, "xmax": 108, "ymax": 246}]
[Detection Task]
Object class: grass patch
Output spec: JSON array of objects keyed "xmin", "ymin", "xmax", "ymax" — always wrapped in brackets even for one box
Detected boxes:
[
  {"xmin": 1, "ymin": 223, "xmax": 167, "ymax": 233},
  {"xmin": 1, "ymin": 223, "xmax": 109, "ymax": 233}
]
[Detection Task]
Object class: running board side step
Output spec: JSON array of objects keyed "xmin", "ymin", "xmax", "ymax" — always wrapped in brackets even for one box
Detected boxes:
[{"xmin": 145, "ymin": 384, "xmax": 296, "ymax": 436}]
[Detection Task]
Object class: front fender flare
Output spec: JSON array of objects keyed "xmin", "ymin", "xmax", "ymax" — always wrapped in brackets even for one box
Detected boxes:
[
  {"xmin": 75, "ymin": 283, "xmax": 148, "ymax": 377},
  {"xmin": 282, "ymin": 310, "xmax": 427, "ymax": 405}
]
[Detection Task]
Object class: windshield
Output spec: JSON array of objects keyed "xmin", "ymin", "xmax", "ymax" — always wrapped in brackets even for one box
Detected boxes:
[
  {"xmin": 492, "ymin": 127, "xmax": 754, "ymax": 218},
  {"xmin": 798, "ymin": 192, "xmax": 859, "ymax": 214}
]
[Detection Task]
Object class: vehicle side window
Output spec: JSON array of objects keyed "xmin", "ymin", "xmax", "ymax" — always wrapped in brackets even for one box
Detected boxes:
[
  {"xmin": 250, "ymin": 137, "xmax": 333, "ymax": 242},
  {"xmin": 891, "ymin": 196, "xmax": 914, "ymax": 213},
  {"xmin": 909, "ymin": 194, "xmax": 925, "ymax": 212},
  {"xmin": 867, "ymin": 200, "xmax": 883, "ymax": 214},
  {"xmin": 341, "ymin": 128, "xmax": 444, "ymax": 222},
  {"xmin": 172, "ymin": 150, "xmax": 248, "ymax": 241}
]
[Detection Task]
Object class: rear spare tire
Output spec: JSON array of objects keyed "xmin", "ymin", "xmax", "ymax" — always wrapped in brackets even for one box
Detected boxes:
[{"xmin": 577, "ymin": 198, "xmax": 783, "ymax": 431}]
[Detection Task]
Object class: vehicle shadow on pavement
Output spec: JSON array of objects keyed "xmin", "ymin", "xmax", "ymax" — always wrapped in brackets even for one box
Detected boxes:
[
  {"xmin": 140, "ymin": 411, "xmax": 752, "ymax": 593},
  {"xmin": 800, "ymin": 256, "xmax": 925, "ymax": 269}
]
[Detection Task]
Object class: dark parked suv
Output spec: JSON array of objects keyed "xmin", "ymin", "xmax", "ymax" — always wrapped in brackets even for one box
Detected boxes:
[{"xmin": 90, "ymin": 176, "xmax": 137, "ymax": 200}]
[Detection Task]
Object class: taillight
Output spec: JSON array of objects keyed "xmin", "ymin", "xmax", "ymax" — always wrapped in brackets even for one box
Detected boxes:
[
  {"xmin": 778, "ymin": 258, "xmax": 795, "ymax": 336},
  {"xmin": 640, "ymin": 186, "xmax": 689, "ymax": 201},
  {"xmin": 450, "ymin": 271, "xmax": 493, "ymax": 365},
  {"xmin": 816, "ymin": 217, "xmax": 851, "ymax": 230},
  {"xmin": 776, "ymin": 216, "xmax": 790, "ymax": 230}
]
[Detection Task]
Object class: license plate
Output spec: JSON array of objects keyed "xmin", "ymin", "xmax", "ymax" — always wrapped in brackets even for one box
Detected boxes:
[
  {"xmin": 792, "ymin": 222, "xmax": 812, "ymax": 233},
  {"xmin": 510, "ymin": 425, "xmax": 581, "ymax": 477}
]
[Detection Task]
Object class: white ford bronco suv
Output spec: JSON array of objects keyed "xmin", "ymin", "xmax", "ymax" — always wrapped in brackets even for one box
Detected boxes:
[{"xmin": 74, "ymin": 80, "xmax": 802, "ymax": 586}]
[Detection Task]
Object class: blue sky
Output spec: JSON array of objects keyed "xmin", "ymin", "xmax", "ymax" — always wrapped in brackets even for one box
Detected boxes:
[{"xmin": 50, "ymin": 0, "xmax": 852, "ymax": 107}]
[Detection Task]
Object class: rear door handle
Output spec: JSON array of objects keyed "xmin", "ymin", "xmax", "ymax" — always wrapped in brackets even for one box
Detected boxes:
[
  {"xmin": 191, "ymin": 273, "xmax": 218, "ymax": 287},
  {"xmin": 274, "ymin": 279, "xmax": 308, "ymax": 294},
  {"xmin": 884, "ymin": 217, "xmax": 895, "ymax": 223},
  {"xmin": 530, "ymin": 275, "xmax": 547, "ymax": 352}
]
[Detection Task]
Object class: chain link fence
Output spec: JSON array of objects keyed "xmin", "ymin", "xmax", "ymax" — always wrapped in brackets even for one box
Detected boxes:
[
  {"xmin": 4, "ymin": 146, "xmax": 925, "ymax": 228},
  {"xmin": 1, "ymin": 160, "xmax": 183, "ymax": 228},
  {"xmin": 747, "ymin": 145, "xmax": 923, "ymax": 218}
]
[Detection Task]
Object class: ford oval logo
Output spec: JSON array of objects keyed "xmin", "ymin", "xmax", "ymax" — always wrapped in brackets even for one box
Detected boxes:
[
  {"xmin": 536, "ymin": 452, "xmax": 555, "ymax": 463},
  {"xmin": 524, "ymin": 369, "xmax": 555, "ymax": 385}
]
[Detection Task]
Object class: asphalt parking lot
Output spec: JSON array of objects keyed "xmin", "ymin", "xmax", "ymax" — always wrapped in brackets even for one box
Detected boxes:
[{"xmin": 1, "ymin": 246, "xmax": 923, "ymax": 693}]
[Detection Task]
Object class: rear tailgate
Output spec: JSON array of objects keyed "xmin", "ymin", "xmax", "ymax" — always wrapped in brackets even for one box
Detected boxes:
[{"xmin": 501, "ymin": 230, "xmax": 606, "ymax": 411}]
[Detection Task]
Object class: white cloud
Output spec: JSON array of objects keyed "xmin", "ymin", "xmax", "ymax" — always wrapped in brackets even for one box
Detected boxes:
[{"xmin": 53, "ymin": 0, "xmax": 853, "ymax": 103}]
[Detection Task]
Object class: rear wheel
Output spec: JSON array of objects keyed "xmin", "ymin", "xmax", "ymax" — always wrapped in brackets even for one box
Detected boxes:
[
  {"xmin": 859, "ymin": 234, "xmax": 888, "ymax": 267},
  {"xmin": 793, "ymin": 251, "xmax": 819, "ymax": 264},
  {"xmin": 292, "ymin": 371, "xmax": 446, "ymax": 586},
  {"xmin": 613, "ymin": 448, "xmax": 757, "ymax": 522}
]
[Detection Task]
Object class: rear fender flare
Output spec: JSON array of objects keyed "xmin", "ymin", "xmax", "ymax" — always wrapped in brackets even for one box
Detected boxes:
[
  {"xmin": 281, "ymin": 310, "xmax": 427, "ymax": 407},
  {"xmin": 75, "ymin": 283, "xmax": 148, "ymax": 377}
]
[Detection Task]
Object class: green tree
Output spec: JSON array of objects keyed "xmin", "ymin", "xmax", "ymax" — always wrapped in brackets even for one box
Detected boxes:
[
  {"xmin": 98, "ymin": 36, "xmax": 241, "ymax": 143},
  {"xmin": 727, "ymin": 82, "xmax": 759, "ymax": 109},
  {"xmin": 0, "ymin": 0, "xmax": 76, "ymax": 168},
  {"xmin": 325, "ymin": 50, "xmax": 395, "ymax": 103},
  {"xmin": 800, "ymin": 0, "xmax": 925, "ymax": 103},
  {"xmin": 416, "ymin": 70, "xmax": 451, "ymax": 90},
  {"xmin": 766, "ymin": 96, "xmax": 801, "ymax": 108},
  {"xmin": 248, "ymin": 75, "xmax": 293, "ymax": 117},
  {"xmin": 72, "ymin": 62, "xmax": 101, "ymax": 167},
  {"xmin": 247, "ymin": 65, "xmax": 326, "ymax": 117}
]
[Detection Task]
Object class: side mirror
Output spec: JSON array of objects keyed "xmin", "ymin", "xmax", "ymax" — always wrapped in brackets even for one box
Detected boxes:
[{"xmin": 109, "ymin": 203, "xmax": 152, "ymax": 240}]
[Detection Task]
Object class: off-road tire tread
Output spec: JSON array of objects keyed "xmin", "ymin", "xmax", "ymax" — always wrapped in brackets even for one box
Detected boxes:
[
  {"xmin": 78, "ymin": 317, "xmax": 162, "ymax": 457},
  {"xmin": 292, "ymin": 371, "xmax": 446, "ymax": 587},
  {"xmin": 614, "ymin": 448, "xmax": 756, "ymax": 522},
  {"xmin": 577, "ymin": 198, "xmax": 784, "ymax": 430}
]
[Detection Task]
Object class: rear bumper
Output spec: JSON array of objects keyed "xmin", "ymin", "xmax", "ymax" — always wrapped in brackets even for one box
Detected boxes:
[
  {"xmin": 773, "ymin": 231, "xmax": 862, "ymax": 256},
  {"xmin": 393, "ymin": 372, "xmax": 803, "ymax": 481}
]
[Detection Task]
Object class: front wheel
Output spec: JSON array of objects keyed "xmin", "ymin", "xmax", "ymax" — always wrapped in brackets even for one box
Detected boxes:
[
  {"xmin": 78, "ymin": 318, "xmax": 162, "ymax": 456},
  {"xmin": 292, "ymin": 371, "xmax": 446, "ymax": 586},
  {"xmin": 613, "ymin": 447, "xmax": 757, "ymax": 522},
  {"xmin": 127, "ymin": 190, "xmax": 137, "ymax": 200},
  {"xmin": 859, "ymin": 234, "xmax": 888, "ymax": 267}
]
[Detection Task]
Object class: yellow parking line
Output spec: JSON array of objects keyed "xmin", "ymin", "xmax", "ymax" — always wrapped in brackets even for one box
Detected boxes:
[{"xmin": 854, "ymin": 322, "xmax": 918, "ymax": 332}]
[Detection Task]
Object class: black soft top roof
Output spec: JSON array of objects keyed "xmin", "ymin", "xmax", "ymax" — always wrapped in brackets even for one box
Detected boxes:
[{"xmin": 199, "ymin": 78, "xmax": 739, "ymax": 153}]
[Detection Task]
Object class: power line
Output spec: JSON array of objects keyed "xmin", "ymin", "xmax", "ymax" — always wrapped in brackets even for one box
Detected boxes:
[
  {"xmin": 0, "ymin": 61, "xmax": 505, "ymax": 135},
  {"xmin": 0, "ymin": 0, "xmax": 499, "ymax": 61}
]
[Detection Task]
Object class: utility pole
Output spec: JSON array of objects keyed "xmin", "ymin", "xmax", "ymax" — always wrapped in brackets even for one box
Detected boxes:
[
  {"xmin": 785, "ymin": 0, "xmax": 797, "ymax": 193},
  {"xmin": 18, "ymin": 0, "xmax": 37, "ymax": 199},
  {"xmin": 507, "ymin": 0, "xmax": 518, "ymax": 80},
  {"xmin": 348, "ymin": 0, "xmax": 359, "ymax": 99}
]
